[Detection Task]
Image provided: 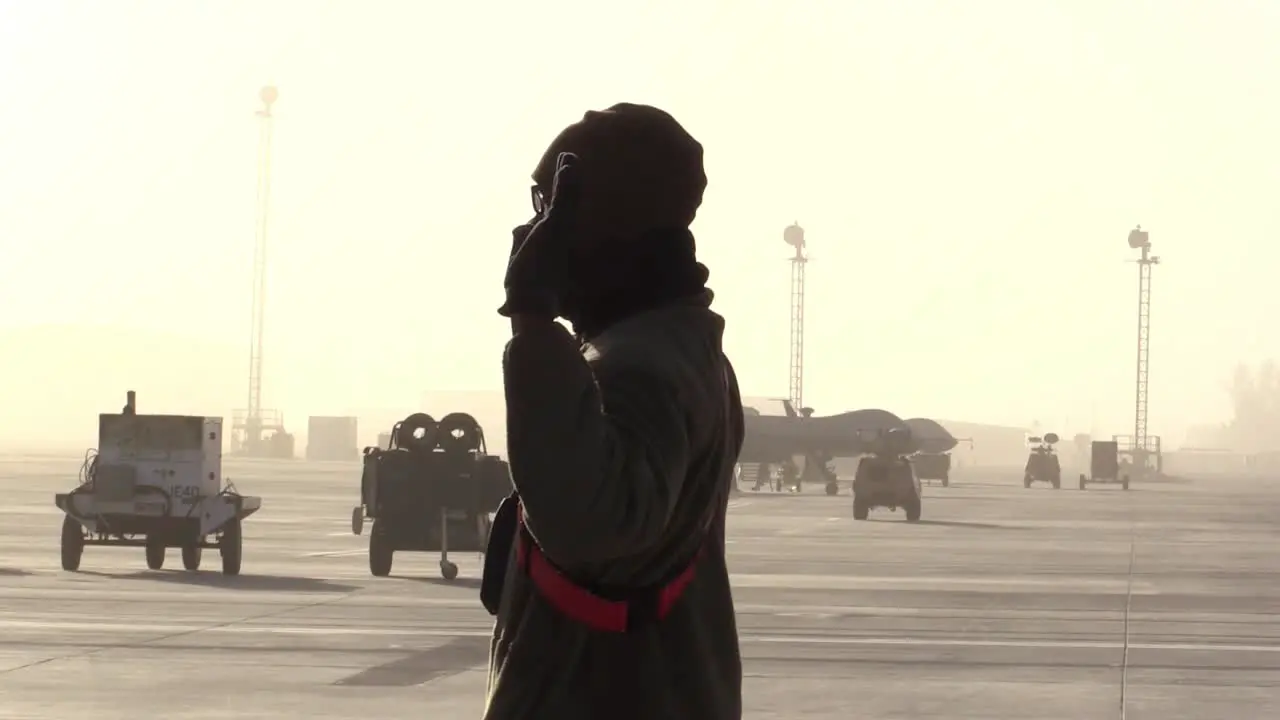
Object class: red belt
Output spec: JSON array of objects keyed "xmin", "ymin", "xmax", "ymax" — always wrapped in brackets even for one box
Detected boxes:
[{"xmin": 514, "ymin": 504, "xmax": 702, "ymax": 633}]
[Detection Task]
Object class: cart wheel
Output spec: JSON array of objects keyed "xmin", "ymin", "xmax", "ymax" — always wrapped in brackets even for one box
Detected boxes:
[
  {"xmin": 1078, "ymin": 474, "xmax": 1087, "ymax": 490},
  {"xmin": 145, "ymin": 538, "xmax": 166, "ymax": 570},
  {"xmin": 182, "ymin": 545, "xmax": 203, "ymax": 571},
  {"xmin": 440, "ymin": 560, "xmax": 459, "ymax": 581},
  {"xmin": 1052, "ymin": 478, "xmax": 1060, "ymax": 490},
  {"xmin": 852, "ymin": 497, "xmax": 869, "ymax": 520},
  {"xmin": 940, "ymin": 476, "xmax": 950, "ymax": 488},
  {"xmin": 219, "ymin": 518, "xmax": 243, "ymax": 576},
  {"xmin": 1122, "ymin": 475, "xmax": 1130, "ymax": 491},
  {"xmin": 351, "ymin": 506, "xmax": 364, "ymax": 536},
  {"xmin": 824, "ymin": 481, "xmax": 839, "ymax": 496},
  {"xmin": 904, "ymin": 495, "xmax": 922, "ymax": 522},
  {"xmin": 1023, "ymin": 475, "xmax": 1032, "ymax": 489},
  {"xmin": 368, "ymin": 521, "xmax": 393, "ymax": 577},
  {"xmin": 60, "ymin": 516, "xmax": 85, "ymax": 571}
]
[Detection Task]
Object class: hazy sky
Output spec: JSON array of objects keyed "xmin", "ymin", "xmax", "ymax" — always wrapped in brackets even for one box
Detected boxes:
[{"xmin": 2, "ymin": 0, "xmax": 1278, "ymax": 449}]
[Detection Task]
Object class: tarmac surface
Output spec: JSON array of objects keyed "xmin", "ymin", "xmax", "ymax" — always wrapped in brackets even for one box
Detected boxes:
[{"xmin": 0, "ymin": 454, "xmax": 1276, "ymax": 719}]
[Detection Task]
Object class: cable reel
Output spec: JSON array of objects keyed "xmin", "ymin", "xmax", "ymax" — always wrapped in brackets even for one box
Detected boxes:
[
  {"xmin": 390, "ymin": 413, "xmax": 437, "ymax": 451},
  {"xmin": 434, "ymin": 412, "xmax": 486, "ymax": 455}
]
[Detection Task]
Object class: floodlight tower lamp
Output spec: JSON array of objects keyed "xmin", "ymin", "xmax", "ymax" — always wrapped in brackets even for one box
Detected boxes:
[
  {"xmin": 784, "ymin": 223, "xmax": 807, "ymax": 412},
  {"xmin": 245, "ymin": 85, "xmax": 278, "ymax": 448},
  {"xmin": 1128, "ymin": 224, "xmax": 1160, "ymax": 475}
]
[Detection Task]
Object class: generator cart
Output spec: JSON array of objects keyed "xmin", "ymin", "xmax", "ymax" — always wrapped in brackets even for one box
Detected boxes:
[
  {"xmin": 55, "ymin": 392, "xmax": 261, "ymax": 575},
  {"xmin": 1079, "ymin": 439, "xmax": 1129, "ymax": 490},
  {"xmin": 1023, "ymin": 433, "xmax": 1062, "ymax": 489},
  {"xmin": 353, "ymin": 411, "xmax": 512, "ymax": 580},
  {"xmin": 911, "ymin": 452, "xmax": 951, "ymax": 487}
]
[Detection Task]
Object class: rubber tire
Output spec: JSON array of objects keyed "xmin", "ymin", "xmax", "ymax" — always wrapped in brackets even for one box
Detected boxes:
[
  {"xmin": 440, "ymin": 560, "xmax": 458, "ymax": 581},
  {"xmin": 60, "ymin": 516, "xmax": 85, "ymax": 571},
  {"xmin": 220, "ymin": 518, "xmax": 243, "ymax": 576},
  {"xmin": 1052, "ymin": 478, "xmax": 1060, "ymax": 490},
  {"xmin": 1024, "ymin": 475, "xmax": 1032, "ymax": 489},
  {"xmin": 824, "ymin": 481, "xmax": 839, "ymax": 496},
  {"xmin": 351, "ymin": 506, "xmax": 364, "ymax": 536},
  {"xmin": 852, "ymin": 497, "xmax": 869, "ymax": 520},
  {"xmin": 940, "ymin": 476, "xmax": 950, "ymax": 488},
  {"xmin": 1122, "ymin": 475, "xmax": 1130, "ymax": 491},
  {"xmin": 1079, "ymin": 474, "xmax": 1087, "ymax": 490},
  {"xmin": 145, "ymin": 539, "xmax": 166, "ymax": 570},
  {"xmin": 369, "ymin": 521, "xmax": 393, "ymax": 577},
  {"xmin": 903, "ymin": 495, "xmax": 922, "ymax": 522},
  {"xmin": 182, "ymin": 546, "xmax": 203, "ymax": 571}
]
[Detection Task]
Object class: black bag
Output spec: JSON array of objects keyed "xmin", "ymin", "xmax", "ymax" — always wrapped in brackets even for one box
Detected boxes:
[{"xmin": 480, "ymin": 492, "xmax": 520, "ymax": 615}]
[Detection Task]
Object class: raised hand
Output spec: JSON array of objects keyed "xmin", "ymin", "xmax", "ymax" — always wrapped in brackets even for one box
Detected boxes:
[{"xmin": 498, "ymin": 152, "xmax": 582, "ymax": 321}]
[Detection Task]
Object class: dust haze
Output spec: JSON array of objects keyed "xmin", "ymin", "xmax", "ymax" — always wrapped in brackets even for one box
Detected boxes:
[
  {"xmin": 2, "ymin": 1, "xmax": 1277, "ymax": 455},
  {"xmin": 2, "ymin": 3, "xmax": 1280, "ymax": 719}
]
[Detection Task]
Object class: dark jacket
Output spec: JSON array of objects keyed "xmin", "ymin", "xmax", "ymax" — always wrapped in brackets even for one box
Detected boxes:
[{"xmin": 485, "ymin": 294, "xmax": 744, "ymax": 720}]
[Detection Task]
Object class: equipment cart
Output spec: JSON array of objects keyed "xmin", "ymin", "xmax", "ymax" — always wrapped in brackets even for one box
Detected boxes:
[
  {"xmin": 911, "ymin": 452, "xmax": 951, "ymax": 487},
  {"xmin": 1078, "ymin": 440, "xmax": 1129, "ymax": 490},
  {"xmin": 353, "ymin": 412, "xmax": 512, "ymax": 580},
  {"xmin": 852, "ymin": 429, "xmax": 923, "ymax": 522},
  {"xmin": 1023, "ymin": 433, "xmax": 1062, "ymax": 489},
  {"xmin": 56, "ymin": 392, "xmax": 261, "ymax": 575}
]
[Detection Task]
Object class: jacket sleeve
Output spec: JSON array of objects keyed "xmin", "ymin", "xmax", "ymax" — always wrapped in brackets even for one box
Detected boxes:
[{"xmin": 502, "ymin": 321, "xmax": 691, "ymax": 568}]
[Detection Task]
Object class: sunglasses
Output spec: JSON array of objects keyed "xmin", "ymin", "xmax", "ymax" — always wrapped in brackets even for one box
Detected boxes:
[{"xmin": 530, "ymin": 185, "xmax": 548, "ymax": 216}]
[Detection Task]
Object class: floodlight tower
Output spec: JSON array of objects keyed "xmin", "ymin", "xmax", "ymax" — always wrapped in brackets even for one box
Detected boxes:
[
  {"xmin": 784, "ymin": 223, "xmax": 807, "ymax": 411},
  {"xmin": 242, "ymin": 86, "xmax": 278, "ymax": 452},
  {"xmin": 1128, "ymin": 225, "xmax": 1160, "ymax": 475}
]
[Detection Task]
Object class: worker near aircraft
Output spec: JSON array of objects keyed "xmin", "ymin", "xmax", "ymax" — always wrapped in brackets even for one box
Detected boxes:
[{"xmin": 479, "ymin": 103, "xmax": 745, "ymax": 720}]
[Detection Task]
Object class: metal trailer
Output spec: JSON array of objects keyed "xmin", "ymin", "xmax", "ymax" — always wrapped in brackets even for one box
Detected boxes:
[
  {"xmin": 1079, "ymin": 440, "xmax": 1130, "ymax": 490},
  {"xmin": 1023, "ymin": 433, "xmax": 1062, "ymax": 489},
  {"xmin": 353, "ymin": 412, "xmax": 512, "ymax": 581},
  {"xmin": 56, "ymin": 392, "xmax": 261, "ymax": 575},
  {"xmin": 911, "ymin": 452, "xmax": 951, "ymax": 487},
  {"xmin": 852, "ymin": 454, "xmax": 922, "ymax": 521}
]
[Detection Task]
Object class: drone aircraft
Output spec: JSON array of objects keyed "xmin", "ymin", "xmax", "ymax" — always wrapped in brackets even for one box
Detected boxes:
[
  {"xmin": 740, "ymin": 401, "xmax": 962, "ymax": 462},
  {"xmin": 903, "ymin": 417, "xmax": 959, "ymax": 455},
  {"xmin": 738, "ymin": 400, "xmax": 909, "ymax": 464}
]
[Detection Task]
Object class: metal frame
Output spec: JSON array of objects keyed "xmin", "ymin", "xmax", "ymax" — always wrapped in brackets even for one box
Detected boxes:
[
  {"xmin": 785, "ymin": 223, "xmax": 807, "ymax": 410},
  {"xmin": 233, "ymin": 86, "xmax": 290, "ymax": 457},
  {"xmin": 1129, "ymin": 226, "xmax": 1160, "ymax": 481}
]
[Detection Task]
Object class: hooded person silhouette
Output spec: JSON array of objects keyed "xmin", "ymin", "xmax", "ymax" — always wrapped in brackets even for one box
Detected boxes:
[{"xmin": 482, "ymin": 103, "xmax": 745, "ymax": 720}]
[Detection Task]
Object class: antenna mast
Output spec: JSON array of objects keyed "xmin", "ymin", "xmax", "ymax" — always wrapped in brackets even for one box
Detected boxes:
[
  {"xmin": 1128, "ymin": 225, "xmax": 1160, "ymax": 476},
  {"xmin": 784, "ymin": 223, "xmax": 807, "ymax": 410},
  {"xmin": 231, "ymin": 85, "xmax": 294, "ymax": 458},
  {"xmin": 247, "ymin": 86, "xmax": 276, "ymax": 444}
]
